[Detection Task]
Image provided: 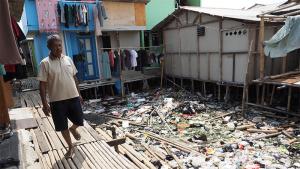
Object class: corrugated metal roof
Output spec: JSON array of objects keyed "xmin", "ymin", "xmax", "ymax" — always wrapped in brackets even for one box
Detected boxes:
[
  {"xmin": 152, "ymin": 2, "xmax": 300, "ymax": 31},
  {"xmin": 180, "ymin": 6, "xmax": 261, "ymax": 21}
]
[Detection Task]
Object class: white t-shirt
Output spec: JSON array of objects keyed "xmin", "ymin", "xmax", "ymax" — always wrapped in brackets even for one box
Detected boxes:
[
  {"xmin": 37, "ymin": 55, "xmax": 79, "ymax": 102},
  {"xmin": 130, "ymin": 50, "xmax": 138, "ymax": 67}
]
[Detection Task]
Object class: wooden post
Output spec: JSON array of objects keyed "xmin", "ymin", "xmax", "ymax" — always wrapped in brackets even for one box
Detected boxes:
[
  {"xmin": 259, "ymin": 17, "xmax": 265, "ymax": 79},
  {"xmin": 203, "ymin": 82, "xmax": 206, "ymax": 97},
  {"xmin": 242, "ymin": 40, "xmax": 253, "ymax": 116},
  {"xmin": 287, "ymin": 87, "xmax": 292, "ymax": 112},
  {"xmin": 218, "ymin": 85, "xmax": 221, "ymax": 101},
  {"xmin": 269, "ymin": 85, "xmax": 275, "ymax": 105},
  {"xmin": 256, "ymin": 84, "xmax": 260, "ymax": 104},
  {"xmin": 191, "ymin": 79, "xmax": 194, "ymax": 93},
  {"xmin": 261, "ymin": 84, "xmax": 266, "ymax": 105},
  {"xmin": 282, "ymin": 56, "xmax": 287, "ymax": 73},
  {"xmin": 160, "ymin": 58, "xmax": 164, "ymax": 88},
  {"xmin": 224, "ymin": 85, "xmax": 230, "ymax": 103},
  {"xmin": 180, "ymin": 78, "xmax": 183, "ymax": 88}
]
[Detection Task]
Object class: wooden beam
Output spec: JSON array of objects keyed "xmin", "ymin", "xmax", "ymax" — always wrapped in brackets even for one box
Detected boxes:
[
  {"xmin": 106, "ymin": 138, "xmax": 126, "ymax": 147},
  {"xmin": 287, "ymin": 87, "xmax": 292, "ymax": 112},
  {"xmin": 219, "ymin": 19, "xmax": 223, "ymax": 81},
  {"xmin": 259, "ymin": 17, "xmax": 265, "ymax": 79}
]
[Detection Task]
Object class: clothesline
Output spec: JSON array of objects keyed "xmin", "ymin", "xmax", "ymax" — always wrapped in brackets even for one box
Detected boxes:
[
  {"xmin": 61, "ymin": 0, "xmax": 99, "ymax": 4},
  {"xmin": 99, "ymin": 46, "xmax": 163, "ymax": 50}
]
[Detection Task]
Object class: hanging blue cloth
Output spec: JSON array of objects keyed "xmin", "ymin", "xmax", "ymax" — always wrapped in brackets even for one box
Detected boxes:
[
  {"xmin": 0, "ymin": 64, "xmax": 6, "ymax": 76},
  {"xmin": 264, "ymin": 16, "xmax": 300, "ymax": 58},
  {"xmin": 102, "ymin": 52, "xmax": 111, "ymax": 79}
]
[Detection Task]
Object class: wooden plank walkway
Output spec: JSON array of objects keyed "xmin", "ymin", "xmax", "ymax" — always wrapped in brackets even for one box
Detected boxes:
[{"xmin": 16, "ymin": 91, "xmax": 142, "ymax": 169}]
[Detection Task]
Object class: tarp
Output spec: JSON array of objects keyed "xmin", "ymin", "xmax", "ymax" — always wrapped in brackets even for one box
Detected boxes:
[{"xmin": 264, "ymin": 16, "xmax": 300, "ymax": 58}]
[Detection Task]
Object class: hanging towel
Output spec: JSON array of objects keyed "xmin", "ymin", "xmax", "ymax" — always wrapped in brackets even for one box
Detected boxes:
[
  {"xmin": 108, "ymin": 50, "xmax": 115, "ymax": 68},
  {"xmin": 0, "ymin": 0, "xmax": 22, "ymax": 64},
  {"xmin": 0, "ymin": 65, "xmax": 6, "ymax": 76},
  {"xmin": 35, "ymin": 0, "xmax": 59, "ymax": 32}
]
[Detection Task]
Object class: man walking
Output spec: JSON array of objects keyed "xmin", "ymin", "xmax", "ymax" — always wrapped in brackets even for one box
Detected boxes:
[{"xmin": 37, "ymin": 34, "xmax": 83, "ymax": 158}]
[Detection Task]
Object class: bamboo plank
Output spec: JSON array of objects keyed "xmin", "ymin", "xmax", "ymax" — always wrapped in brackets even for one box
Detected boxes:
[
  {"xmin": 53, "ymin": 150, "xmax": 65, "ymax": 169},
  {"xmin": 73, "ymin": 147, "xmax": 92, "ymax": 169},
  {"xmin": 48, "ymin": 151, "xmax": 59, "ymax": 169},
  {"xmin": 47, "ymin": 131, "xmax": 64, "ymax": 150},
  {"xmin": 83, "ymin": 144, "xmax": 108, "ymax": 169},
  {"xmin": 84, "ymin": 122, "xmax": 103, "ymax": 140},
  {"xmin": 43, "ymin": 118, "xmax": 54, "ymax": 131},
  {"xmin": 34, "ymin": 128, "xmax": 50, "ymax": 153},
  {"xmin": 43, "ymin": 154, "xmax": 53, "ymax": 169},
  {"xmin": 92, "ymin": 142, "xmax": 123, "ymax": 169},
  {"xmin": 36, "ymin": 117, "xmax": 48, "ymax": 132},
  {"xmin": 98, "ymin": 141, "xmax": 139, "ymax": 169},
  {"xmin": 89, "ymin": 142, "xmax": 116, "ymax": 169},
  {"xmin": 56, "ymin": 149, "xmax": 71, "ymax": 169},
  {"xmin": 77, "ymin": 145, "xmax": 97, "ymax": 169},
  {"xmin": 58, "ymin": 149, "xmax": 80, "ymax": 169},
  {"xmin": 30, "ymin": 129, "xmax": 50, "ymax": 169}
]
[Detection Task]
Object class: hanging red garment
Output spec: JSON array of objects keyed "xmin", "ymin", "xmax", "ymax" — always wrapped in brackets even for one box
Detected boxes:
[
  {"xmin": 108, "ymin": 50, "xmax": 115, "ymax": 68},
  {"xmin": 0, "ymin": 0, "xmax": 22, "ymax": 64}
]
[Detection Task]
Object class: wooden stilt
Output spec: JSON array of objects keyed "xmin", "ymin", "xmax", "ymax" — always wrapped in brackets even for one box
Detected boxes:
[
  {"xmin": 218, "ymin": 85, "xmax": 221, "ymax": 101},
  {"xmin": 269, "ymin": 85, "xmax": 275, "ymax": 105},
  {"xmin": 160, "ymin": 58, "xmax": 164, "ymax": 88},
  {"xmin": 203, "ymin": 82, "xmax": 206, "ymax": 97},
  {"xmin": 224, "ymin": 85, "xmax": 230, "ymax": 103},
  {"xmin": 256, "ymin": 84, "xmax": 260, "ymax": 104},
  {"xmin": 287, "ymin": 87, "xmax": 292, "ymax": 112},
  {"xmin": 191, "ymin": 80, "xmax": 194, "ymax": 93},
  {"xmin": 180, "ymin": 78, "xmax": 183, "ymax": 88},
  {"xmin": 261, "ymin": 84, "xmax": 266, "ymax": 105}
]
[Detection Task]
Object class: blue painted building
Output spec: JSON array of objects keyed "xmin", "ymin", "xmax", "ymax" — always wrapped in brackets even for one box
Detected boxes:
[{"xmin": 21, "ymin": 0, "xmax": 147, "ymax": 81}]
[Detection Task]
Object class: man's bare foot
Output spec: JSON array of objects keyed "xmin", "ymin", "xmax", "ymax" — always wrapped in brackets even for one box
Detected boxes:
[
  {"xmin": 69, "ymin": 128, "xmax": 81, "ymax": 140},
  {"xmin": 65, "ymin": 147, "xmax": 74, "ymax": 158}
]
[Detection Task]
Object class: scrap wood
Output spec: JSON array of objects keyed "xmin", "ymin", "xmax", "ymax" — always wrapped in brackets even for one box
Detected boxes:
[
  {"xmin": 236, "ymin": 124, "xmax": 255, "ymax": 130},
  {"xmin": 142, "ymin": 144, "xmax": 170, "ymax": 167},
  {"xmin": 288, "ymin": 138, "xmax": 298, "ymax": 144},
  {"xmin": 136, "ymin": 130, "xmax": 199, "ymax": 154},
  {"xmin": 162, "ymin": 143, "xmax": 184, "ymax": 169},
  {"xmin": 96, "ymin": 128, "xmax": 156, "ymax": 169},
  {"xmin": 206, "ymin": 112, "xmax": 236, "ymax": 122},
  {"xmin": 252, "ymin": 132, "xmax": 282, "ymax": 140},
  {"xmin": 282, "ymin": 130, "xmax": 294, "ymax": 139},
  {"xmin": 247, "ymin": 128, "xmax": 279, "ymax": 134}
]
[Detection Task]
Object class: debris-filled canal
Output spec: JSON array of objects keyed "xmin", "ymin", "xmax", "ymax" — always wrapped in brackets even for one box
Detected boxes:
[{"xmin": 83, "ymin": 88, "xmax": 300, "ymax": 169}]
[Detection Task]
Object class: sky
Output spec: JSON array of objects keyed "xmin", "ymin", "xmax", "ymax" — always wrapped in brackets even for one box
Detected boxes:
[{"xmin": 201, "ymin": 0, "xmax": 288, "ymax": 9}]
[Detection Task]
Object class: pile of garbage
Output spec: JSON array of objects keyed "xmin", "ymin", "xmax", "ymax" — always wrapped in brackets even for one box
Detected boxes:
[{"xmin": 83, "ymin": 88, "xmax": 300, "ymax": 169}]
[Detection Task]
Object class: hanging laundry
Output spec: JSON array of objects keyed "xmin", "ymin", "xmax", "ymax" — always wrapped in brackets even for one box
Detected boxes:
[
  {"xmin": 35, "ymin": 0, "xmax": 59, "ymax": 32},
  {"xmin": 108, "ymin": 50, "xmax": 115, "ymax": 69},
  {"xmin": 102, "ymin": 52, "xmax": 112, "ymax": 79},
  {"xmin": 0, "ymin": 0, "xmax": 22, "ymax": 64},
  {"xmin": 93, "ymin": 6, "xmax": 102, "ymax": 36},
  {"xmin": 75, "ymin": 5, "xmax": 80, "ymax": 27},
  {"xmin": 64, "ymin": 4, "xmax": 69, "ymax": 28},
  {"xmin": 130, "ymin": 49, "xmax": 138, "ymax": 69},
  {"xmin": 82, "ymin": 4, "xmax": 89, "ymax": 26},
  {"xmin": 97, "ymin": 1, "xmax": 108, "ymax": 27},
  {"xmin": 68, "ymin": 4, "xmax": 74, "ymax": 25},
  {"xmin": 124, "ymin": 50, "xmax": 132, "ymax": 69}
]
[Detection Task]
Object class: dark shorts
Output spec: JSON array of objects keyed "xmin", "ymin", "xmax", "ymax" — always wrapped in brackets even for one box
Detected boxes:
[{"xmin": 50, "ymin": 97, "xmax": 83, "ymax": 131}]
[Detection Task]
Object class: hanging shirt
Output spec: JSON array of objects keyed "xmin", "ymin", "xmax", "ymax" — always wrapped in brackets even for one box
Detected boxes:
[
  {"xmin": 37, "ymin": 55, "xmax": 79, "ymax": 102},
  {"xmin": 108, "ymin": 50, "xmax": 115, "ymax": 68},
  {"xmin": 82, "ymin": 5, "xmax": 88, "ymax": 26},
  {"xmin": 64, "ymin": 4, "xmax": 69, "ymax": 28},
  {"xmin": 130, "ymin": 50, "xmax": 138, "ymax": 67},
  {"xmin": 35, "ymin": 0, "xmax": 59, "ymax": 32}
]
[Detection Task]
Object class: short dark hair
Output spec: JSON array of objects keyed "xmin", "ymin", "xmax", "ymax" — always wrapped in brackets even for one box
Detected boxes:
[{"xmin": 47, "ymin": 34, "xmax": 62, "ymax": 48}]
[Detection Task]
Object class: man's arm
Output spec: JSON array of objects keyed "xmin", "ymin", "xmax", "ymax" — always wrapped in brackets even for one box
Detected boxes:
[
  {"xmin": 40, "ymin": 81, "xmax": 50, "ymax": 116},
  {"xmin": 74, "ymin": 76, "xmax": 83, "ymax": 104}
]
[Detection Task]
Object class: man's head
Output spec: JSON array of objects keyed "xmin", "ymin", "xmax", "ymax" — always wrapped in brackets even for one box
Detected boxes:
[{"xmin": 47, "ymin": 34, "xmax": 62, "ymax": 57}]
